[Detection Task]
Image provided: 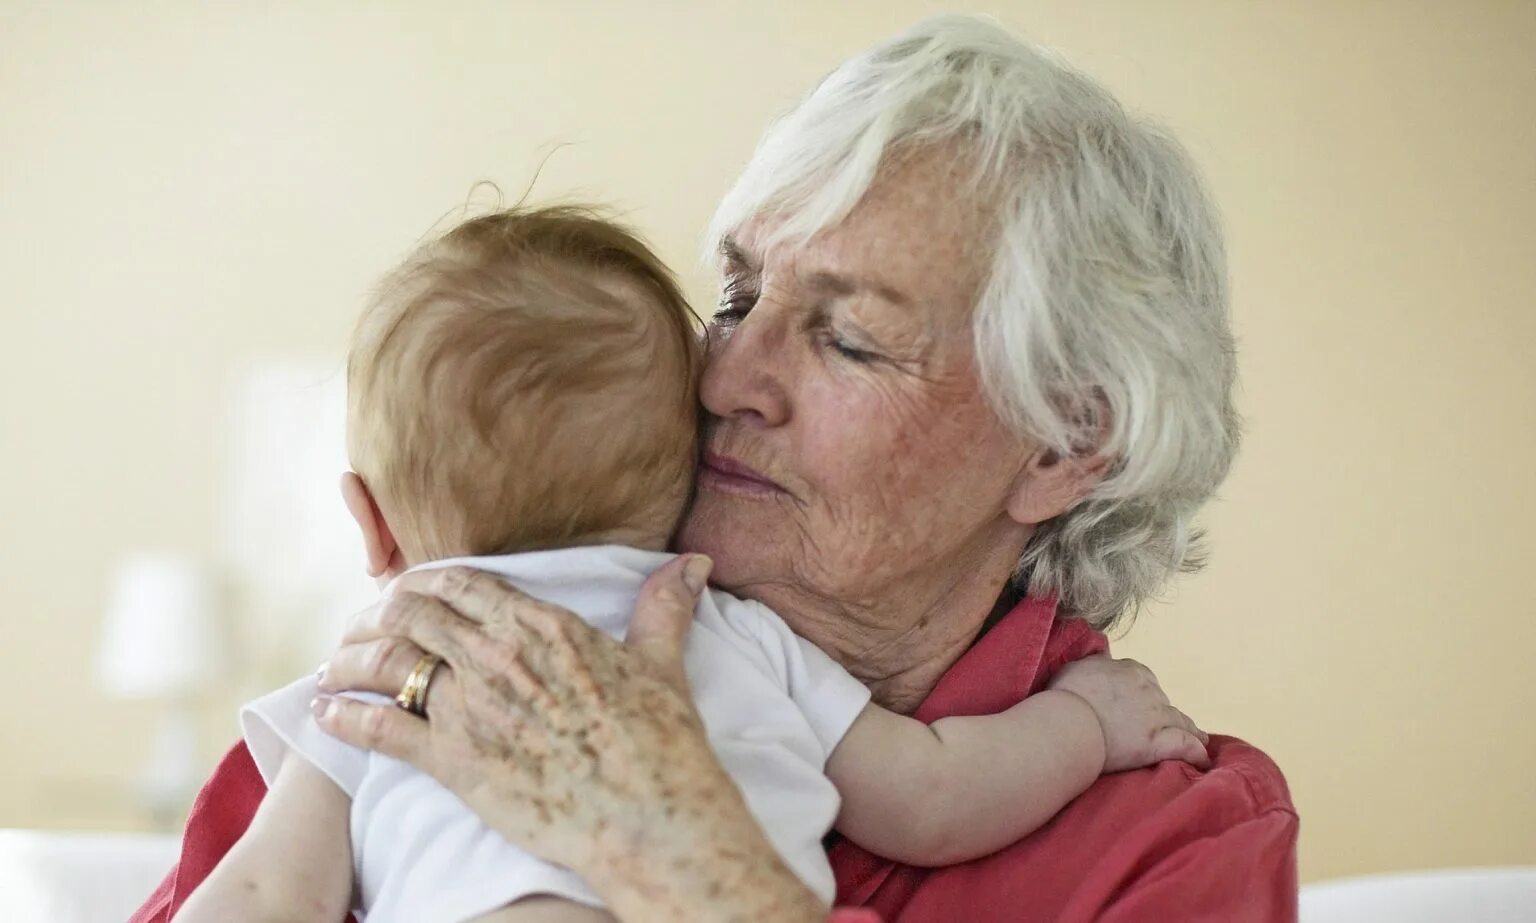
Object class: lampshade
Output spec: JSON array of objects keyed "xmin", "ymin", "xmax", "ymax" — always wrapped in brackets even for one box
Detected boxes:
[{"xmin": 97, "ymin": 552, "xmax": 226, "ymax": 699}]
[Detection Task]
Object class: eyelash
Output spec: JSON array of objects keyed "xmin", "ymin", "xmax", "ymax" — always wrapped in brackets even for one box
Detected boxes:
[
  {"xmin": 820, "ymin": 329, "xmax": 877, "ymax": 363},
  {"xmin": 711, "ymin": 292, "xmax": 754, "ymax": 328},
  {"xmin": 713, "ymin": 283, "xmax": 877, "ymax": 364}
]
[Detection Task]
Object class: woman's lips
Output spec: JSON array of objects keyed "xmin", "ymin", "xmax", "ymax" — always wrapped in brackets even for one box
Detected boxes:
[{"xmin": 699, "ymin": 452, "xmax": 787, "ymax": 498}]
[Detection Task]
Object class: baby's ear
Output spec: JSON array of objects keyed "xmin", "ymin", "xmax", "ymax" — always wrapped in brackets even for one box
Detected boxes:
[{"xmin": 340, "ymin": 471, "xmax": 398, "ymax": 579}]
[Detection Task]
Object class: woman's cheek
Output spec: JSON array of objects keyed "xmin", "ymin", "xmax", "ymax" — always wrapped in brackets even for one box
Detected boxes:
[
  {"xmin": 799, "ymin": 409, "xmax": 904, "ymax": 532},
  {"xmin": 798, "ymin": 409, "xmax": 872, "ymax": 497}
]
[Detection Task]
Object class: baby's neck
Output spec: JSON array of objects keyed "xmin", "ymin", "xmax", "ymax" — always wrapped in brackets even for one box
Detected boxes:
[
  {"xmin": 584, "ymin": 525, "xmax": 670, "ymax": 553},
  {"xmin": 397, "ymin": 524, "xmax": 672, "ymax": 573}
]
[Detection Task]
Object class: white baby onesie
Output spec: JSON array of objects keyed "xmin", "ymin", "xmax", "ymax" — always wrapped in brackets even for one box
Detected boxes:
[{"xmin": 241, "ymin": 545, "xmax": 872, "ymax": 923}]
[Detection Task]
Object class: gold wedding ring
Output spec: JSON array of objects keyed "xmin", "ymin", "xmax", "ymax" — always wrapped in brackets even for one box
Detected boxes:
[{"xmin": 394, "ymin": 653, "xmax": 443, "ymax": 718}]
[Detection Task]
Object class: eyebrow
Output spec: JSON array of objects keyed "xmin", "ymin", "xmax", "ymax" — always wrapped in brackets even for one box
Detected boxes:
[
  {"xmin": 719, "ymin": 235, "xmax": 912, "ymax": 309},
  {"xmin": 804, "ymin": 270, "xmax": 912, "ymax": 309},
  {"xmin": 719, "ymin": 236, "xmax": 759, "ymax": 273}
]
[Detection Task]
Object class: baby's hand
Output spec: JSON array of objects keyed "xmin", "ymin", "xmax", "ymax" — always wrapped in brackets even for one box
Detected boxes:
[{"xmin": 1048, "ymin": 656, "xmax": 1211, "ymax": 773}]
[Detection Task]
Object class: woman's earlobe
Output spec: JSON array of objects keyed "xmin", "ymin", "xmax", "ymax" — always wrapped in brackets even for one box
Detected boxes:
[{"xmin": 1005, "ymin": 447, "xmax": 1109, "ymax": 526}]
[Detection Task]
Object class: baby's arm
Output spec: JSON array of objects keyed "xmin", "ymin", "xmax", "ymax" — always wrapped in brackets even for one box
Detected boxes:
[
  {"xmin": 827, "ymin": 657, "xmax": 1208, "ymax": 867},
  {"xmin": 827, "ymin": 690, "xmax": 1103, "ymax": 867},
  {"xmin": 175, "ymin": 755, "xmax": 353, "ymax": 923}
]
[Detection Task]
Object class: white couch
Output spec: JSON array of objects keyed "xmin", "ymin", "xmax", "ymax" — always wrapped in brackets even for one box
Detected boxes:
[
  {"xmin": 6, "ymin": 830, "xmax": 1533, "ymax": 923},
  {"xmin": 1301, "ymin": 867, "xmax": 1536, "ymax": 922},
  {"xmin": 0, "ymin": 829, "xmax": 177, "ymax": 923}
]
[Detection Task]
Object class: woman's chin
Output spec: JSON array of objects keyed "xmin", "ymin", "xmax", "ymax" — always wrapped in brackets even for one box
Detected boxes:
[{"xmin": 676, "ymin": 494, "xmax": 780, "ymax": 590}]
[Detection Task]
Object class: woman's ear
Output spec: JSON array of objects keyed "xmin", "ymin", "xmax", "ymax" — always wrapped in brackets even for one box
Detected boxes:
[
  {"xmin": 340, "ymin": 471, "xmax": 400, "ymax": 579},
  {"xmin": 1005, "ymin": 445, "xmax": 1111, "ymax": 526}
]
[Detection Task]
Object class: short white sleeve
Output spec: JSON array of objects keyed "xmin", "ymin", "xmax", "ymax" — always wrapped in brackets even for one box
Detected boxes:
[
  {"xmin": 721, "ymin": 598, "xmax": 873, "ymax": 760},
  {"xmin": 239, "ymin": 675, "xmax": 374, "ymax": 796},
  {"xmin": 782, "ymin": 628, "xmax": 874, "ymax": 757}
]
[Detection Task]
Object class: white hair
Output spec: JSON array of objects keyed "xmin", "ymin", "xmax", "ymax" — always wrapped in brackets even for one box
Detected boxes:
[{"xmin": 707, "ymin": 14, "xmax": 1239, "ymax": 628}]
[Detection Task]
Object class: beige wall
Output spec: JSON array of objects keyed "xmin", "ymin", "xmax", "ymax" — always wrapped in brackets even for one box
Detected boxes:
[{"xmin": 4, "ymin": 0, "xmax": 1533, "ymax": 884}]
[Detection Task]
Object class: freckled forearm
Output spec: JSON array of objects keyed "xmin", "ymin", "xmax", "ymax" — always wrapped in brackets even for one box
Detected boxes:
[
  {"xmin": 582, "ymin": 768, "xmax": 827, "ymax": 923},
  {"xmin": 593, "ymin": 849, "xmax": 826, "ymax": 923}
]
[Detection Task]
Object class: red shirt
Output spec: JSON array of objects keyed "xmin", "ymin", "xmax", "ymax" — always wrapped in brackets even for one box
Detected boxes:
[{"xmin": 131, "ymin": 596, "xmax": 1297, "ymax": 922}]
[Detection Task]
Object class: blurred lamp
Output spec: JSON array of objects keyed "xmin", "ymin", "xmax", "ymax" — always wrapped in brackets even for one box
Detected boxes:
[{"xmin": 97, "ymin": 552, "xmax": 225, "ymax": 826}]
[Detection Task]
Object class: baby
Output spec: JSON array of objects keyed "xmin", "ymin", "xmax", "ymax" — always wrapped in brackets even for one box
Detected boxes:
[{"xmin": 180, "ymin": 206, "xmax": 1185, "ymax": 923}]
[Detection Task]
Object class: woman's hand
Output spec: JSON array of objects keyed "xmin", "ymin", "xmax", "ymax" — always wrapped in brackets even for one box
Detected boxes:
[
  {"xmin": 1047, "ymin": 656, "xmax": 1211, "ymax": 772},
  {"xmin": 312, "ymin": 554, "xmax": 826, "ymax": 923}
]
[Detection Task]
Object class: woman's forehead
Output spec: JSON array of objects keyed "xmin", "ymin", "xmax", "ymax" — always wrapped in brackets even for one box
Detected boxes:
[{"xmin": 727, "ymin": 147, "xmax": 994, "ymax": 321}]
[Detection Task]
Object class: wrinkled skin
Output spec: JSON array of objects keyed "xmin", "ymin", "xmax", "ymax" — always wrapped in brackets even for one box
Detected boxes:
[
  {"xmin": 318, "ymin": 557, "xmax": 828, "ymax": 921},
  {"xmin": 316, "ymin": 148, "xmax": 1164, "ymax": 919},
  {"xmin": 678, "ymin": 148, "xmax": 1060, "ymax": 714}
]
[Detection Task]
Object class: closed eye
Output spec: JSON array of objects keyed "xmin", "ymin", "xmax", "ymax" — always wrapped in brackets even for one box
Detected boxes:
[
  {"xmin": 825, "ymin": 332, "xmax": 877, "ymax": 363},
  {"xmin": 713, "ymin": 282, "xmax": 758, "ymax": 328},
  {"xmin": 806, "ymin": 310, "xmax": 880, "ymax": 364}
]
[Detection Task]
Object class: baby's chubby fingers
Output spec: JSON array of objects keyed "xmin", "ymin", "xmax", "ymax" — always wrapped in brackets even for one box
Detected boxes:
[
  {"xmin": 1170, "ymin": 706, "xmax": 1209, "ymax": 745},
  {"xmin": 1148, "ymin": 725, "xmax": 1212, "ymax": 770}
]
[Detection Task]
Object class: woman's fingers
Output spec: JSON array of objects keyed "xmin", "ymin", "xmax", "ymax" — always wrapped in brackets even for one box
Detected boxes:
[
  {"xmin": 317, "ymin": 636, "xmax": 426, "ymax": 695},
  {"xmin": 339, "ymin": 599, "xmax": 391, "ymax": 645},
  {"xmin": 625, "ymin": 554, "xmax": 710, "ymax": 689},
  {"xmin": 391, "ymin": 566, "xmax": 530, "ymax": 625},
  {"xmin": 1149, "ymin": 725, "xmax": 1211, "ymax": 770},
  {"xmin": 329, "ymin": 591, "xmax": 479, "ymax": 690},
  {"xmin": 377, "ymin": 592, "xmax": 476, "ymax": 662},
  {"xmin": 312, "ymin": 695, "xmax": 432, "ymax": 765},
  {"xmin": 340, "ymin": 577, "xmax": 487, "ymax": 645}
]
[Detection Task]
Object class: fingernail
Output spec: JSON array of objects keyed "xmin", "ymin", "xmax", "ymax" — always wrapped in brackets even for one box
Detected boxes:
[
  {"xmin": 682, "ymin": 555, "xmax": 713, "ymax": 595},
  {"xmin": 310, "ymin": 695, "xmax": 335, "ymax": 720},
  {"xmin": 315, "ymin": 660, "xmax": 329, "ymax": 679}
]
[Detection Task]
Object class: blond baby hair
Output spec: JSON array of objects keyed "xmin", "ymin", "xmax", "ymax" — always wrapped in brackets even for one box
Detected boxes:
[{"xmin": 346, "ymin": 205, "xmax": 701, "ymax": 565}]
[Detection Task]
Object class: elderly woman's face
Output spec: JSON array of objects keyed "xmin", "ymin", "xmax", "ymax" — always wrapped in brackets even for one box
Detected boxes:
[{"xmin": 678, "ymin": 150, "xmax": 1040, "ymax": 636}]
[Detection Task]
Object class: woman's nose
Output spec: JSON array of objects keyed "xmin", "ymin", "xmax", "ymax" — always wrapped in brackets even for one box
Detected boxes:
[{"xmin": 699, "ymin": 311, "xmax": 791, "ymax": 429}]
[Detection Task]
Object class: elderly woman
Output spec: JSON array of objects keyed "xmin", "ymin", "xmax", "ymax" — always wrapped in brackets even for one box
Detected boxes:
[{"xmin": 135, "ymin": 15, "xmax": 1296, "ymax": 923}]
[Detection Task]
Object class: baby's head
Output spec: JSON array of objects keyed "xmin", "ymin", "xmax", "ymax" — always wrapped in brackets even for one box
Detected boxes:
[{"xmin": 341, "ymin": 205, "xmax": 701, "ymax": 579}]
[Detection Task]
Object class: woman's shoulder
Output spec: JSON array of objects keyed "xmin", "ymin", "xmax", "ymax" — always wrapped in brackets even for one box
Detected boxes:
[
  {"xmin": 1201, "ymin": 734, "xmax": 1296, "ymax": 817},
  {"xmin": 835, "ymin": 734, "xmax": 1298, "ymax": 921},
  {"xmin": 1056, "ymin": 732, "xmax": 1297, "ymax": 901}
]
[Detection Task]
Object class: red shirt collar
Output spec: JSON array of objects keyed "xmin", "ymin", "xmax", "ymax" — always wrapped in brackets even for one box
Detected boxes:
[
  {"xmin": 830, "ymin": 594, "xmax": 1109, "ymax": 907},
  {"xmin": 912, "ymin": 594, "xmax": 1107, "ymax": 723}
]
